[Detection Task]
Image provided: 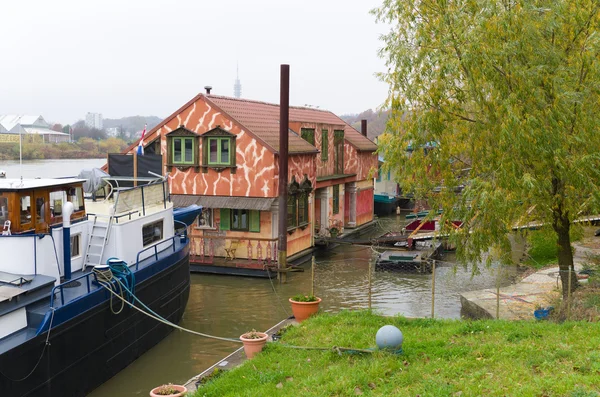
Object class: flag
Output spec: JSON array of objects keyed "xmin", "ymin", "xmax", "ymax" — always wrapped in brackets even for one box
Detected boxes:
[
  {"xmin": 69, "ymin": 126, "xmax": 73, "ymax": 143},
  {"xmin": 137, "ymin": 124, "xmax": 147, "ymax": 155}
]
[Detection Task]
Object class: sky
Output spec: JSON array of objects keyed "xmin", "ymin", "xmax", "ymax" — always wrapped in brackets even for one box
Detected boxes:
[{"xmin": 0, "ymin": 0, "xmax": 390, "ymax": 124}]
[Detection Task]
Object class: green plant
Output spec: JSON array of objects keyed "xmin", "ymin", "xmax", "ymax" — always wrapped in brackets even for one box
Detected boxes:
[
  {"xmin": 153, "ymin": 384, "xmax": 181, "ymax": 396},
  {"xmin": 290, "ymin": 294, "xmax": 318, "ymax": 302},
  {"xmin": 241, "ymin": 329, "xmax": 264, "ymax": 339}
]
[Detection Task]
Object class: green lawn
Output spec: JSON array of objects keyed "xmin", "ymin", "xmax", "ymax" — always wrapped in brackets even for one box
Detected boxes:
[{"xmin": 194, "ymin": 311, "xmax": 600, "ymax": 397}]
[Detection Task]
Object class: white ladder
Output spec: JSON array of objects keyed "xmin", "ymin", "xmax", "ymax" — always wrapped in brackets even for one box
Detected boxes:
[{"xmin": 83, "ymin": 215, "xmax": 113, "ymax": 269}]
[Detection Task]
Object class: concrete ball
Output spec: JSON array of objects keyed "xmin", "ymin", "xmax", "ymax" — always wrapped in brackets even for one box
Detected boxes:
[{"xmin": 376, "ymin": 325, "xmax": 403, "ymax": 350}]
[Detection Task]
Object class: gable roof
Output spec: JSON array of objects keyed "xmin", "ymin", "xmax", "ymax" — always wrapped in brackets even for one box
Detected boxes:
[
  {"xmin": 206, "ymin": 95, "xmax": 377, "ymax": 152},
  {"xmin": 0, "ymin": 115, "xmax": 47, "ymax": 131}
]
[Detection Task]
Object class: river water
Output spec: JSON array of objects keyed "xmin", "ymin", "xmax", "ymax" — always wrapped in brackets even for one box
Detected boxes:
[{"xmin": 0, "ymin": 160, "xmax": 517, "ymax": 396}]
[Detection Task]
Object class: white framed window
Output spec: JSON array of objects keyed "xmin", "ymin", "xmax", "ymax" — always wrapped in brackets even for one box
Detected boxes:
[
  {"xmin": 142, "ymin": 219, "xmax": 164, "ymax": 246},
  {"xmin": 196, "ymin": 208, "xmax": 214, "ymax": 229},
  {"xmin": 70, "ymin": 234, "xmax": 81, "ymax": 258}
]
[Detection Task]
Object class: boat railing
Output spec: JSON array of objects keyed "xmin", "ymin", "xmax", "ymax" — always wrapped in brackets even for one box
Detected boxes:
[
  {"xmin": 110, "ymin": 179, "xmax": 168, "ymax": 218},
  {"xmin": 51, "ymin": 233, "xmax": 186, "ymax": 307}
]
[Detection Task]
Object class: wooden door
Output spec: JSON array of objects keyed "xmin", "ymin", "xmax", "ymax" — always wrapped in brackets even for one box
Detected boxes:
[{"xmin": 33, "ymin": 189, "xmax": 50, "ymax": 233}]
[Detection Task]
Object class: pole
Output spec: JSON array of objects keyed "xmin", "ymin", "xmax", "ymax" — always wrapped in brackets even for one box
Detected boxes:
[
  {"xmin": 496, "ymin": 277, "xmax": 500, "ymax": 320},
  {"xmin": 567, "ymin": 268, "xmax": 572, "ymax": 320},
  {"xmin": 311, "ymin": 255, "xmax": 315, "ymax": 297},
  {"xmin": 19, "ymin": 130, "xmax": 22, "ymax": 183},
  {"xmin": 277, "ymin": 64, "xmax": 290, "ymax": 283},
  {"xmin": 431, "ymin": 260, "xmax": 436, "ymax": 318},
  {"xmin": 368, "ymin": 259, "xmax": 372, "ymax": 310}
]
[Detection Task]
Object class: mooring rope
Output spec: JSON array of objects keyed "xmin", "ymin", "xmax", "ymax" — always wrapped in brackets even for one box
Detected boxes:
[
  {"xmin": 92, "ymin": 266, "xmax": 126, "ymax": 315},
  {"xmin": 0, "ymin": 308, "xmax": 56, "ymax": 382}
]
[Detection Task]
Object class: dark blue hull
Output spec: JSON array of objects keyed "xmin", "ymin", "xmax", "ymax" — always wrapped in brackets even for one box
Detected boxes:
[{"xmin": 0, "ymin": 241, "xmax": 190, "ymax": 397}]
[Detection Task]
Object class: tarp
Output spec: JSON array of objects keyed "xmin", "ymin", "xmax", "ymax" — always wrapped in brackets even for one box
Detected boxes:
[{"xmin": 77, "ymin": 168, "xmax": 109, "ymax": 194}]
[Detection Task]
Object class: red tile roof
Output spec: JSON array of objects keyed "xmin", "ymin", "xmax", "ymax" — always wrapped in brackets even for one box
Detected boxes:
[{"xmin": 206, "ymin": 95, "xmax": 377, "ymax": 153}]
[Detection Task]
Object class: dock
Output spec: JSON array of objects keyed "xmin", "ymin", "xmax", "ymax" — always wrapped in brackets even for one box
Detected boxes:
[{"xmin": 375, "ymin": 242, "xmax": 443, "ymax": 273}]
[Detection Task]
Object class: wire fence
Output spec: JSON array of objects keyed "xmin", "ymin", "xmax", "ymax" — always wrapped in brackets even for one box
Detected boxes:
[{"xmin": 295, "ymin": 251, "xmax": 596, "ymax": 322}]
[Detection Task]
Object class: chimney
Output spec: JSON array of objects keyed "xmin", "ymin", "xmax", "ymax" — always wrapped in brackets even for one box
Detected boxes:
[
  {"xmin": 361, "ymin": 119, "xmax": 368, "ymax": 137},
  {"xmin": 204, "ymin": 86, "xmax": 213, "ymax": 95}
]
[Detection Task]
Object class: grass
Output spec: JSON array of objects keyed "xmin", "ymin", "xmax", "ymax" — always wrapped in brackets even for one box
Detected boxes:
[{"xmin": 194, "ymin": 310, "xmax": 600, "ymax": 397}]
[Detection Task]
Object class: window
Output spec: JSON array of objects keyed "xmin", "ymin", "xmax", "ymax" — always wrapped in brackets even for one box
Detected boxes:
[
  {"xmin": 0, "ymin": 196, "xmax": 9, "ymax": 224},
  {"xmin": 333, "ymin": 184, "xmax": 340, "ymax": 214},
  {"xmin": 50, "ymin": 190, "xmax": 66, "ymax": 220},
  {"xmin": 173, "ymin": 137, "xmax": 195, "ymax": 164},
  {"xmin": 142, "ymin": 219, "xmax": 164, "ymax": 246},
  {"xmin": 219, "ymin": 209, "xmax": 260, "ymax": 232},
  {"xmin": 196, "ymin": 208, "xmax": 213, "ymax": 229},
  {"xmin": 297, "ymin": 192, "xmax": 308, "ymax": 225},
  {"xmin": 68, "ymin": 187, "xmax": 85, "ymax": 212},
  {"xmin": 334, "ymin": 130, "xmax": 344, "ymax": 174},
  {"xmin": 35, "ymin": 197, "xmax": 45, "ymax": 224},
  {"xmin": 301, "ymin": 128, "xmax": 315, "ymax": 145},
  {"xmin": 20, "ymin": 194, "xmax": 31, "ymax": 225},
  {"xmin": 321, "ymin": 129, "xmax": 328, "ymax": 161},
  {"xmin": 166, "ymin": 126, "xmax": 200, "ymax": 169},
  {"xmin": 287, "ymin": 195, "xmax": 297, "ymax": 228},
  {"xmin": 207, "ymin": 137, "xmax": 232, "ymax": 166},
  {"xmin": 376, "ymin": 164, "xmax": 382, "ymax": 182},
  {"xmin": 70, "ymin": 234, "xmax": 81, "ymax": 258}
]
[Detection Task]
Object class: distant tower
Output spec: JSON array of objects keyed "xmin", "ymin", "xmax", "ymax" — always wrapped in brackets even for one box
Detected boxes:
[{"xmin": 233, "ymin": 63, "xmax": 242, "ymax": 98}]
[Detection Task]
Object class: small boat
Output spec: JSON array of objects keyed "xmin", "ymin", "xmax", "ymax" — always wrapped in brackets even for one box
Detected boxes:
[
  {"xmin": 0, "ymin": 176, "xmax": 190, "ymax": 397},
  {"xmin": 173, "ymin": 204, "xmax": 203, "ymax": 228}
]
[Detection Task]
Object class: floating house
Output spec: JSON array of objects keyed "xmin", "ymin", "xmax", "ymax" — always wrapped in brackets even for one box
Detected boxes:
[{"xmin": 123, "ymin": 91, "xmax": 377, "ymax": 268}]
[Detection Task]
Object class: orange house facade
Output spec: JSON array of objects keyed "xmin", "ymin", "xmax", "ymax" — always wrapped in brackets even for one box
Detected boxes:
[{"xmin": 126, "ymin": 93, "xmax": 377, "ymax": 263}]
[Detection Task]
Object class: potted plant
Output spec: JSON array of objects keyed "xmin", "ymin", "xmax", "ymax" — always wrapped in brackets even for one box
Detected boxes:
[
  {"xmin": 149, "ymin": 383, "xmax": 187, "ymax": 397},
  {"xmin": 327, "ymin": 218, "xmax": 343, "ymax": 238},
  {"xmin": 289, "ymin": 294, "xmax": 322, "ymax": 322},
  {"xmin": 240, "ymin": 329, "xmax": 269, "ymax": 359}
]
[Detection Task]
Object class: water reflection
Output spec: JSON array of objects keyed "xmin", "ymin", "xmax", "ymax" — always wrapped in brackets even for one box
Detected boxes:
[{"xmin": 89, "ymin": 213, "xmax": 517, "ymax": 396}]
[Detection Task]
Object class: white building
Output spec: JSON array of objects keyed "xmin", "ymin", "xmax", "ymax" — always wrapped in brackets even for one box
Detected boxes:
[
  {"xmin": 85, "ymin": 112, "xmax": 103, "ymax": 130},
  {"xmin": 0, "ymin": 115, "xmax": 70, "ymax": 143}
]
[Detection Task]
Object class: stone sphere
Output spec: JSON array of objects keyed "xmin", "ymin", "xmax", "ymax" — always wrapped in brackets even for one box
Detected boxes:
[{"xmin": 376, "ymin": 325, "xmax": 403, "ymax": 350}]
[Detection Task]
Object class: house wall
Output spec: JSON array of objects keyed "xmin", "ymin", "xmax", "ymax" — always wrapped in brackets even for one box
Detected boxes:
[
  {"xmin": 127, "ymin": 97, "xmax": 278, "ymax": 198},
  {"xmin": 290, "ymin": 122, "xmax": 345, "ymax": 178},
  {"xmin": 356, "ymin": 184, "xmax": 374, "ymax": 226},
  {"xmin": 345, "ymin": 146, "xmax": 378, "ymax": 180}
]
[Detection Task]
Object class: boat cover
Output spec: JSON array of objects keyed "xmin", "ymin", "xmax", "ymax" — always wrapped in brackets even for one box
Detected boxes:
[{"xmin": 78, "ymin": 168, "xmax": 109, "ymax": 194}]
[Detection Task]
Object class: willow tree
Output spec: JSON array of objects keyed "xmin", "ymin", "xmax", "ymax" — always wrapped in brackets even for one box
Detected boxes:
[{"xmin": 374, "ymin": 0, "xmax": 600, "ymax": 297}]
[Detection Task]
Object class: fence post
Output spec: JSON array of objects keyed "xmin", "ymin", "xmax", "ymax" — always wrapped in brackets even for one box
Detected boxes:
[
  {"xmin": 496, "ymin": 267, "xmax": 500, "ymax": 320},
  {"xmin": 431, "ymin": 260, "xmax": 436, "ymax": 319},
  {"xmin": 311, "ymin": 255, "xmax": 315, "ymax": 297},
  {"xmin": 368, "ymin": 258, "xmax": 372, "ymax": 310},
  {"xmin": 567, "ymin": 268, "xmax": 572, "ymax": 320}
]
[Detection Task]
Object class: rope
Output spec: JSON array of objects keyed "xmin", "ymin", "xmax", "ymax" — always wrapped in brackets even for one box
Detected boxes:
[
  {"xmin": 101, "ymin": 278, "xmax": 242, "ymax": 343},
  {"xmin": 0, "ymin": 308, "xmax": 55, "ymax": 382},
  {"xmin": 92, "ymin": 266, "xmax": 126, "ymax": 315},
  {"xmin": 265, "ymin": 267, "xmax": 291, "ymax": 318}
]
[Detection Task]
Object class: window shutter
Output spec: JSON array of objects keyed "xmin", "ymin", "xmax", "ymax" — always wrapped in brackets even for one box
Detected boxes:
[
  {"xmin": 220, "ymin": 209, "xmax": 230, "ymax": 230},
  {"xmin": 249, "ymin": 210, "xmax": 260, "ymax": 232},
  {"xmin": 321, "ymin": 130, "xmax": 328, "ymax": 161}
]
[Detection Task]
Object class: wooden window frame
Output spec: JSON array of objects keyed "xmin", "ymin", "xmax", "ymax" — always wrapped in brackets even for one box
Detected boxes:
[
  {"xmin": 301, "ymin": 128, "xmax": 315, "ymax": 146},
  {"xmin": 172, "ymin": 137, "xmax": 195, "ymax": 165},
  {"xmin": 333, "ymin": 184, "xmax": 340, "ymax": 214},
  {"xmin": 207, "ymin": 137, "xmax": 232, "ymax": 166}
]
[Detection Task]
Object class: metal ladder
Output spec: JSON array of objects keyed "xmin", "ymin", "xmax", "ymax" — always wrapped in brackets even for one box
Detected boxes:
[{"xmin": 83, "ymin": 215, "xmax": 113, "ymax": 269}]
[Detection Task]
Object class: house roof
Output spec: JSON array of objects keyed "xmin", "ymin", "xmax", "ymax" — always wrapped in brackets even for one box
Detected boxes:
[
  {"xmin": 0, "ymin": 115, "xmax": 47, "ymax": 131},
  {"xmin": 205, "ymin": 95, "xmax": 318, "ymax": 154},
  {"xmin": 206, "ymin": 95, "xmax": 378, "ymax": 153}
]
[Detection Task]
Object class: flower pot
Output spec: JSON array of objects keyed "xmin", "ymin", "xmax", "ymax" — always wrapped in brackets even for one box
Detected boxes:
[
  {"xmin": 149, "ymin": 384, "xmax": 187, "ymax": 397},
  {"xmin": 329, "ymin": 229, "xmax": 339, "ymax": 238},
  {"xmin": 240, "ymin": 332, "xmax": 269, "ymax": 359},
  {"xmin": 289, "ymin": 297, "xmax": 322, "ymax": 322}
]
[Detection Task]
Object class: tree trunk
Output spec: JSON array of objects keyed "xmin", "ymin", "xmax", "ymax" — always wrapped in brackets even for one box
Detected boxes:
[{"xmin": 555, "ymin": 221, "xmax": 578, "ymax": 299}]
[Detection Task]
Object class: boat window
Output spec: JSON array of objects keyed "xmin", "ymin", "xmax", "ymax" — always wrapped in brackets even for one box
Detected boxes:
[
  {"xmin": 70, "ymin": 234, "xmax": 81, "ymax": 257},
  {"xmin": 0, "ymin": 196, "xmax": 8, "ymax": 224},
  {"xmin": 36, "ymin": 197, "xmax": 46, "ymax": 224},
  {"xmin": 20, "ymin": 194, "xmax": 31, "ymax": 226},
  {"xmin": 68, "ymin": 187, "xmax": 85, "ymax": 212},
  {"xmin": 50, "ymin": 190, "xmax": 66, "ymax": 220},
  {"xmin": 142, "ymin": 219, "xmax": 163, "ymax": 246}
]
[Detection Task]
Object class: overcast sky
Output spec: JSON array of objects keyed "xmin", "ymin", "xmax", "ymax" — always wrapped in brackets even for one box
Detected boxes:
[{"xmin": 0, "ymin": 0, "xmax": 390, "ymax": 124}]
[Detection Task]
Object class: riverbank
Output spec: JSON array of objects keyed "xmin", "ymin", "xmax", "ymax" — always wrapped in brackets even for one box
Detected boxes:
[{"xmin": 192, "ymin": 310, "xmax": 600, "ymax": 396}]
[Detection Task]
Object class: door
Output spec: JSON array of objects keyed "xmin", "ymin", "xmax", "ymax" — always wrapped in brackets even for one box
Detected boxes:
[{"xmin": 33, "ymin": 189, "xmax": 49, "ymax": 233}]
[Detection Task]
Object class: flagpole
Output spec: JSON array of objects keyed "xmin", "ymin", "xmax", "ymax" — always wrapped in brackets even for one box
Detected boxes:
[{"xmin": 19, "ymin": 129, "xmax": 22, "ymax": 183}]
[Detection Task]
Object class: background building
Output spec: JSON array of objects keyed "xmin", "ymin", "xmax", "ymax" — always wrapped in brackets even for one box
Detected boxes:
[
  {"xmin": 85, "ymin": 112, "xmax": 103, "ymax": 130},
  {"xmin": 0, "ymin": 115, "xmax": 70, "ymax": 143}
]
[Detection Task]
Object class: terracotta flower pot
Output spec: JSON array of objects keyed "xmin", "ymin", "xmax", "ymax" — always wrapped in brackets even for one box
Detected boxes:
[
  {"xmin": 149, "ymin": 384, "xmax": 187, "ymax": 397},
  {"xmin": 240, "ymin": 332, "xmax": 269, "ymax": 359},
  {"xmin": 289, "ymin": 297, "xmax": 322, "ymax": 322}
]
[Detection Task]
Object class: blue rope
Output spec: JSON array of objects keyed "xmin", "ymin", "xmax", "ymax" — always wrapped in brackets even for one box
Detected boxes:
[{"xmin": 106, "ymin": 258, "xmax": 135, "ymax": 304}]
